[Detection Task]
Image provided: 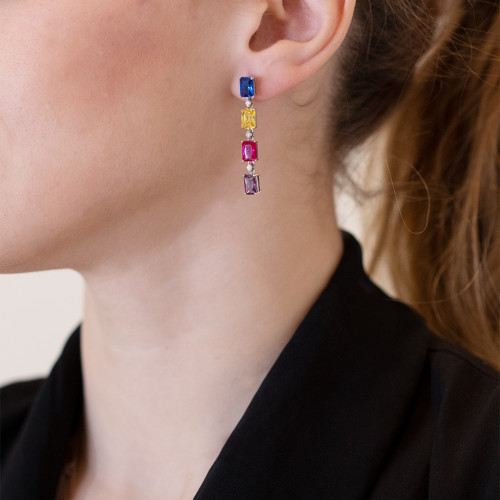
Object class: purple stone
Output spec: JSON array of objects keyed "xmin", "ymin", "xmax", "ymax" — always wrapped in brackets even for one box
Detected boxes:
[{"xmin": 243, "ymin": 174, "xmax": 261, "ymax": 195}]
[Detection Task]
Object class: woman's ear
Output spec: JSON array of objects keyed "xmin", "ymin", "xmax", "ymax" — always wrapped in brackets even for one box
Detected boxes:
[{"xmin": 231, "ymin": 0, "xmax": 356, "ymax": 100}]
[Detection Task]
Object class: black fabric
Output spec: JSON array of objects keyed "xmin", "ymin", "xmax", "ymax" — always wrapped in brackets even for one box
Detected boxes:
[{"xmin": 1, "ymin": 232, "xmax": 498, "ymax": 499}]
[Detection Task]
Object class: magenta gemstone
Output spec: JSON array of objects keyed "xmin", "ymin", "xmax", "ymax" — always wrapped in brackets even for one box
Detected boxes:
[
  {"xmin": 242, "ymin": 141, "xmax": 258, "ymax": 162},
  {"xmin": 243, "ymin": 174, "xmax": 261, "ymax": 195}
]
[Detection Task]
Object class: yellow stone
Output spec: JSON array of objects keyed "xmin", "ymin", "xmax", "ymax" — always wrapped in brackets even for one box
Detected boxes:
[{"xmin": 241, "ymin": 108, "xmax": 256, "ymax": 129}]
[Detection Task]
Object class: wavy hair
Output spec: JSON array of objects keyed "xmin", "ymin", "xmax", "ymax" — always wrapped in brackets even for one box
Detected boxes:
[{"xmin": 332, "ymin": 0, "xmax": 499, "ymax": 368}]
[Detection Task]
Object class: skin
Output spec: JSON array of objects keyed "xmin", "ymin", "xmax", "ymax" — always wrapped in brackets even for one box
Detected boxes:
[{"xmin": 0, "ymin": 0, "xmax": 355, "ymax": 498}]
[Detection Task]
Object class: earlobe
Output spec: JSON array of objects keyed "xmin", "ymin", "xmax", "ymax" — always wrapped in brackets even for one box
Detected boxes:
[{"xmin": 231, "ymin": 0, "xmax": 356, "ymax": 101}]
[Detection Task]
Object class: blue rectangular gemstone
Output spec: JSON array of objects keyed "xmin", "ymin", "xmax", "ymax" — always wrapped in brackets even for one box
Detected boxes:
[{"xmin": 240, "ymin": 77, "xmax": 255, "ymax": 98}]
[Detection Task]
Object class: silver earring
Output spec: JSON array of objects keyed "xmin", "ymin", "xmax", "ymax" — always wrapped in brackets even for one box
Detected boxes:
[{"xmin": 240, "ymin": 77, "xmax": 260, "ymax": 195}]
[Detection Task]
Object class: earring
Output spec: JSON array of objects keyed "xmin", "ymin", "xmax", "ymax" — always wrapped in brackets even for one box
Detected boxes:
[{"xmin": 240, "ymin": 77, "xmax": 260, "ymax": 195}]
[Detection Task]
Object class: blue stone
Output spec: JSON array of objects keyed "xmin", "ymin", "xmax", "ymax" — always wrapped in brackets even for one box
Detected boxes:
[{"xmin": 240, "ymin": 77, "xmax": 255, "ymax": 98}]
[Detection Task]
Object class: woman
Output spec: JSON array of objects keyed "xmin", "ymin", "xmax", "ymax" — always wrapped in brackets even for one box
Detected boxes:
[{"xmin": 1, "ymin": 0, "xmax": 498, "ymax": 498}]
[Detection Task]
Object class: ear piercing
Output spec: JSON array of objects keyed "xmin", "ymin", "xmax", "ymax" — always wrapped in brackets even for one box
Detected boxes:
[{"xmin": 240, "ymin": 77, "xmax": 260, "ymax": 195}]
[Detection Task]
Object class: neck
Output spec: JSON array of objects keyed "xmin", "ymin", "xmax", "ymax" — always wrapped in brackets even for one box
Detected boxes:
[{"xmin": 75, "ymin": 179, "xmax": 342, "ymax": 498}]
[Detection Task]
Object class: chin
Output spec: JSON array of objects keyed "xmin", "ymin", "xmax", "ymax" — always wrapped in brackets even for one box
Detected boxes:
[{"xmin": 0, "ymin": 229, "xmax": 69, "ymax": 274}]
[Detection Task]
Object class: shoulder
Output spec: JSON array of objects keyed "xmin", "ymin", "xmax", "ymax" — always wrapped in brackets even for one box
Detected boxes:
[
  {"xmin": 425, "ymin": 333, "xmax": 498, "ymax": 417},
  {"xmin": 427, "ymin": 333, "xmax": 498, "ymax": 388},
  {"xmin": 367, "ymin": 280, "xmax": 498, "ymax": 436},
  {"xmin": 422, "ymin": 334, "xmax": 498, "ymax": 496},
  {"xmin": 358, "ymin": 290, "xmax": 499, "ymax": 496},
  {"xmin": 426, "ymin": 332, "xmax": 499, "ymax": 429},
  {"xmin": 354, "ymin": 254, "xmax": 499, "ymax": 494},
  {"xmin": 1, "ymin": 378, "xmax": 45, "ymax": 464}
]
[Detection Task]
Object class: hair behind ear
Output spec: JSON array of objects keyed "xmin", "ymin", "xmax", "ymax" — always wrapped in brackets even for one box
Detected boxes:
[{"xmin": 332, "ymin": 0, "xmax": 500, "ymax": 369}]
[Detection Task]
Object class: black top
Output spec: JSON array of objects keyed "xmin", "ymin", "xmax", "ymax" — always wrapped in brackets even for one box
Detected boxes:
[{"xmin": 1, "ymin": 233, "xmax": 498, "ymax": 499}]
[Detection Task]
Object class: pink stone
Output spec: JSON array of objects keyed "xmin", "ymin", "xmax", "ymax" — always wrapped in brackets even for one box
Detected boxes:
[{"xmin": 242, "ymin": 141, "xmax": 258, "ymax": 162}]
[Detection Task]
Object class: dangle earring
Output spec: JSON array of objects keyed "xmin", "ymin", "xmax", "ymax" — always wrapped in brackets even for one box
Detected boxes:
[{"xmin": 240, "ymin": 77, "xmax": 260, "ymax": 195}]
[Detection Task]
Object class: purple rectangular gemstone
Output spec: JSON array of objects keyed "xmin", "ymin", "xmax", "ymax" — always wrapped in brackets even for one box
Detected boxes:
[{"xmin": 243, "ymin": 174, "xmax": 261, "ymax": 195}]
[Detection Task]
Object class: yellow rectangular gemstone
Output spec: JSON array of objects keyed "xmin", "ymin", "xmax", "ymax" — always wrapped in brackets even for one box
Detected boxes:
[{"xmin": 241, "ymin": 108, "xmax": 256, "ymax": 129}]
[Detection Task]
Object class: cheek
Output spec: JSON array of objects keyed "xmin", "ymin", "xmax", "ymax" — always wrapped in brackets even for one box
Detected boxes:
[
  {"xmin": 4, "ymin": 2, "xmax": 176, "ymax": 163},
  {"xmin": 0, "ymin": 2, "xmax": 190, "ymax": 271},
  {"xmin": 39, "ymin": 5, "xmax": 172, "ymax": 130}
]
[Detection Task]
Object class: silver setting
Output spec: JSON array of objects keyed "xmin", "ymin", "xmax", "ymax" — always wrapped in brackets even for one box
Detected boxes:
[{"xmin": 240, "ymin": 77, "xmax": 259, "ymax": 194}]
